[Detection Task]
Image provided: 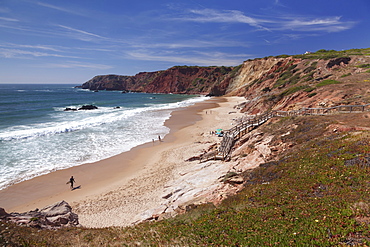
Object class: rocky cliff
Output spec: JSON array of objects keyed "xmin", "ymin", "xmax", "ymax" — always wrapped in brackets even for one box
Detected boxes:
[
  {"xmin": 80, "ymin": 48, "xmax": 370, "ymax": 111},
  {"xmin": 80, "ymin": 66, "xmax": 234, "ymax": 96},
  {"xmin": 228, "ymin": 52, "xmax": 370, "ymax": 114}
]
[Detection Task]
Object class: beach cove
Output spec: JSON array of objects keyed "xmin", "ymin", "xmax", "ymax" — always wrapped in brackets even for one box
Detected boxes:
[{"xmin": 0, "ymin": 96, "xmax": 248, "ymax": 227}]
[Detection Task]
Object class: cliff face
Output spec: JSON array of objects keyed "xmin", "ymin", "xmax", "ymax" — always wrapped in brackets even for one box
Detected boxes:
[
  {"xmin": 80, "ymin": 49, "xmax": 370, "ymax": 112},
  {"xmin": 81, "ymin": 66, "xmax": 234, "ymax": 95},
  {"xmin": 228, "ymin": 54, "xmax": 370, "ymax": 114}
]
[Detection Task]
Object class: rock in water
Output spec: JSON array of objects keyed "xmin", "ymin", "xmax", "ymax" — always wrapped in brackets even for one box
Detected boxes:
[
  {"xmin": 64, "ymin": 107, "xmax": 77, "ymax": 111},
  {"xmin": 78, "ymin": 105, "xmax": 98, "ymax": 110}
]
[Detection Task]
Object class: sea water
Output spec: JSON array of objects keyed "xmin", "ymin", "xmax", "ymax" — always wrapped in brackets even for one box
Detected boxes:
[{"xmin": 0, "ymin": 84, "xmax": 206, "ymax": 189}]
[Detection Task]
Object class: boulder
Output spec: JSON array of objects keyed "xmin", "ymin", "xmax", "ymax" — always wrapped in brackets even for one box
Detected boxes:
[
  {"xmin": 0, "ymin": 201, "xmax": 79, "ymax": 229},
  {"xmin": 0, "ymin": 207, "xmax": 10, "ymax": 218},
  {"xmin": 40, "ymin": 200, "xmax": 72, "ymax": 217}
]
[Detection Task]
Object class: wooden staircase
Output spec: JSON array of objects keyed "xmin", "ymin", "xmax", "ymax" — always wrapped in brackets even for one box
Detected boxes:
[{"xmin": 201, "ymin": 104, "xmax": 370, "ymax": 162}]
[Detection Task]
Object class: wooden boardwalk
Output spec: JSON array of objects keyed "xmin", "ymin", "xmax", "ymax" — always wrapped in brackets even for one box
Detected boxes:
[{"xmin": 201, "ymin": 103, "xmax": 370, "ymax": 162}]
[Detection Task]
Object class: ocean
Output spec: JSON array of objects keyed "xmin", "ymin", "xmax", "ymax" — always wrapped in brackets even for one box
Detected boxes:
[{"xmin": 0, "ymin": 84, "xmax": 206, "ymax": 190}]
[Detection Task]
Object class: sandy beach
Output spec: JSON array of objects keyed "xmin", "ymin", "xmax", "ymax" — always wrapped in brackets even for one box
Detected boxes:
[{"xmin": 0, "ymin": 96, "xmax": 247, "ymax": 227}]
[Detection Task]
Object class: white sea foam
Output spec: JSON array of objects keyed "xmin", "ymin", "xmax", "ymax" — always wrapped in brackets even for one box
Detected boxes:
[
  {"xmin": 0, "ymin": 95, "xmax": 208, "ymax": 189},
  {"xmin": 0, "ymin": 96, "xmax": 206, "ymax": 141}
]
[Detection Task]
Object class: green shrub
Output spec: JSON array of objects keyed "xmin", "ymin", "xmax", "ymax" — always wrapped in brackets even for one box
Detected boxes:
[
  {"xmin": 341, "ymin": 73, "xmax": 352, "ymax": 78},
  {"xmin": 276, "ymin": 54, "xmax": 290, "ymax": 58},
  {"xmin": 303, "ymin": 71, "xmax": 315, "ymax": 82},
  {"xmin": 316, "ymin": 79, "xmax": 341, "ymax": 87},
  {"xmin": 357, "ymin": 64, "xmax": 370, "ymax": 69},
  {"xmin": 229, "ymin": 65, "xmax": 242, "ymax": 77},
  {"xmin": 251, "ymin": 78, "xmax": 263, "ymax": 86},
  {"xmin": 304, "ymin": 87, "xmax": 315, "ymax": 93},
  {"xmin": 287, "ymin": 64, "xmax": 297, "ymax": 71},
  {"xmin": 303, "ymin": 66, "xmax": 316, "ymax": 74},
  {"xmin": 280, "ymin": 86, "xmax": 306, "ymax": 97},
  {"xmin": 266, "ymin": 73, "xmax": 275, "ymax": 80},
  {"xmin": 274, "ymin": 78, "xmax": 286, "ymax": 88},
  {"xmin": 279, "ymin": 71, "xmax": 293, "ymax": 80},
  {"xmin": 219, "ymin": 66, "xmax": 230, "ymax": 75},
  {"xmin": 275, "ymin": 66, "xmax": 284, "ymax": 73},
  {"xmin": 288, "ymin": 73, "xmax": 301, "ymax": 84}
]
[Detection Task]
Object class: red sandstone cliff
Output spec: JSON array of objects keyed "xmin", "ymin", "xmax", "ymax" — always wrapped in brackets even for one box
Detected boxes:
[{"xmin": 81, "ymin": 66, "xmax": 234, "ymax": 96}]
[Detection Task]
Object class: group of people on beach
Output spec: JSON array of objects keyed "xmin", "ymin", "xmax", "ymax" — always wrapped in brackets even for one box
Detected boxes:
[{"xmin": 152, "ymin": 135, "xmax": 162, "ymax": 145}]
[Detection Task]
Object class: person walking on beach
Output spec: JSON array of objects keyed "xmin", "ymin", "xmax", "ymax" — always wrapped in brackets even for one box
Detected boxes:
[{"xmin": 68, "ymin": 176, "xmax": 75, "ymax": 190}]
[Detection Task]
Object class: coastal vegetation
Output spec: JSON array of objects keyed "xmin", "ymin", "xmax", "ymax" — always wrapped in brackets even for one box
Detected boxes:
[{"xmin": 291, "ymin": 48, "xmax": 370, "ymax": 60}]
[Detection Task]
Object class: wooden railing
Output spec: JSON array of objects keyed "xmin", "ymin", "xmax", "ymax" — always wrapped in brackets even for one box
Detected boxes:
[{"xmin": 207, "ymin": 103, "xmax": 370, "ymax": 161}]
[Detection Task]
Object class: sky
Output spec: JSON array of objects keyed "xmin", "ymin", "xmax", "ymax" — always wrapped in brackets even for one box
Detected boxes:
[{"xmin": 0, "ymin": 0, "xmax": 369, "ymax": 84}]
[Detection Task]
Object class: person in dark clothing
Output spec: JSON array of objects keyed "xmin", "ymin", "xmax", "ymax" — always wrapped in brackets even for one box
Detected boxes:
[{"xmin": 68, "ymin": 176, "xmax": 75, "ymax": 190}]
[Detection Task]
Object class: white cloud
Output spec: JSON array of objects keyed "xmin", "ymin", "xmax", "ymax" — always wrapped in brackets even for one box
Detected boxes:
[
  {"xmin": 0, "ymin": 48, "xmax": 78, "ymax": 59},
  {"xmin": 131, "ymin": 39, "xmax": 249, "ymax": 49},
  {"xmin": 36, "ymin": 1, "xmax": 85, "ymax": 16},
  {"xmin": 176, "ymin": 9, "xmax": 269, "ymax": 30},
  {"xmin": 126, "ymin": 50, "xmax": 248, "ymax": 66},
  {"xmin": 1, "ymin": 43, "xmax": 62, "ymax": 52},
  {"xmin": 0, "ymin": 17, "xmax": 19, "ymax": 22},
  {"xmin": 57, "ymin": 25, "xmax": 107, "ymax": 42},
  {"xmin": 176, "ymin": 8, "xmax": 356, "ymax": 33},
  {"xmin": 281, "ymin": 16, "xmax": 355, "ymax": 32},
  {"xmin": 0, "ymin": 21, "xmax": 108, "ymax": 43},
  {"xmin": 37, "ymin": 2, "xmax": 71, "ymax": 12},
  {"xmin": 41, "ymin": 61, "xmax": 113, "ymax": 70}
]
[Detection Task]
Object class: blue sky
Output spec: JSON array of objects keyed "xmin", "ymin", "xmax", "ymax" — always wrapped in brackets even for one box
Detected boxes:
[{"xmin": 0, "ymin": 0, "xmax": 369, "ymax": 84}]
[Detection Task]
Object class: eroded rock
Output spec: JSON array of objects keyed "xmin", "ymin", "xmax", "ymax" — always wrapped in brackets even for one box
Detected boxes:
[{"xmin": 0, "ymin": 201, "xmax": 79, "ymax": 229}]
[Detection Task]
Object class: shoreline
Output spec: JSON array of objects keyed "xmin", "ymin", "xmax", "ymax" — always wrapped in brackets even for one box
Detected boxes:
[{"xmin": 0, "ymin": 96, "xmax": 246, "ymax": 227}]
